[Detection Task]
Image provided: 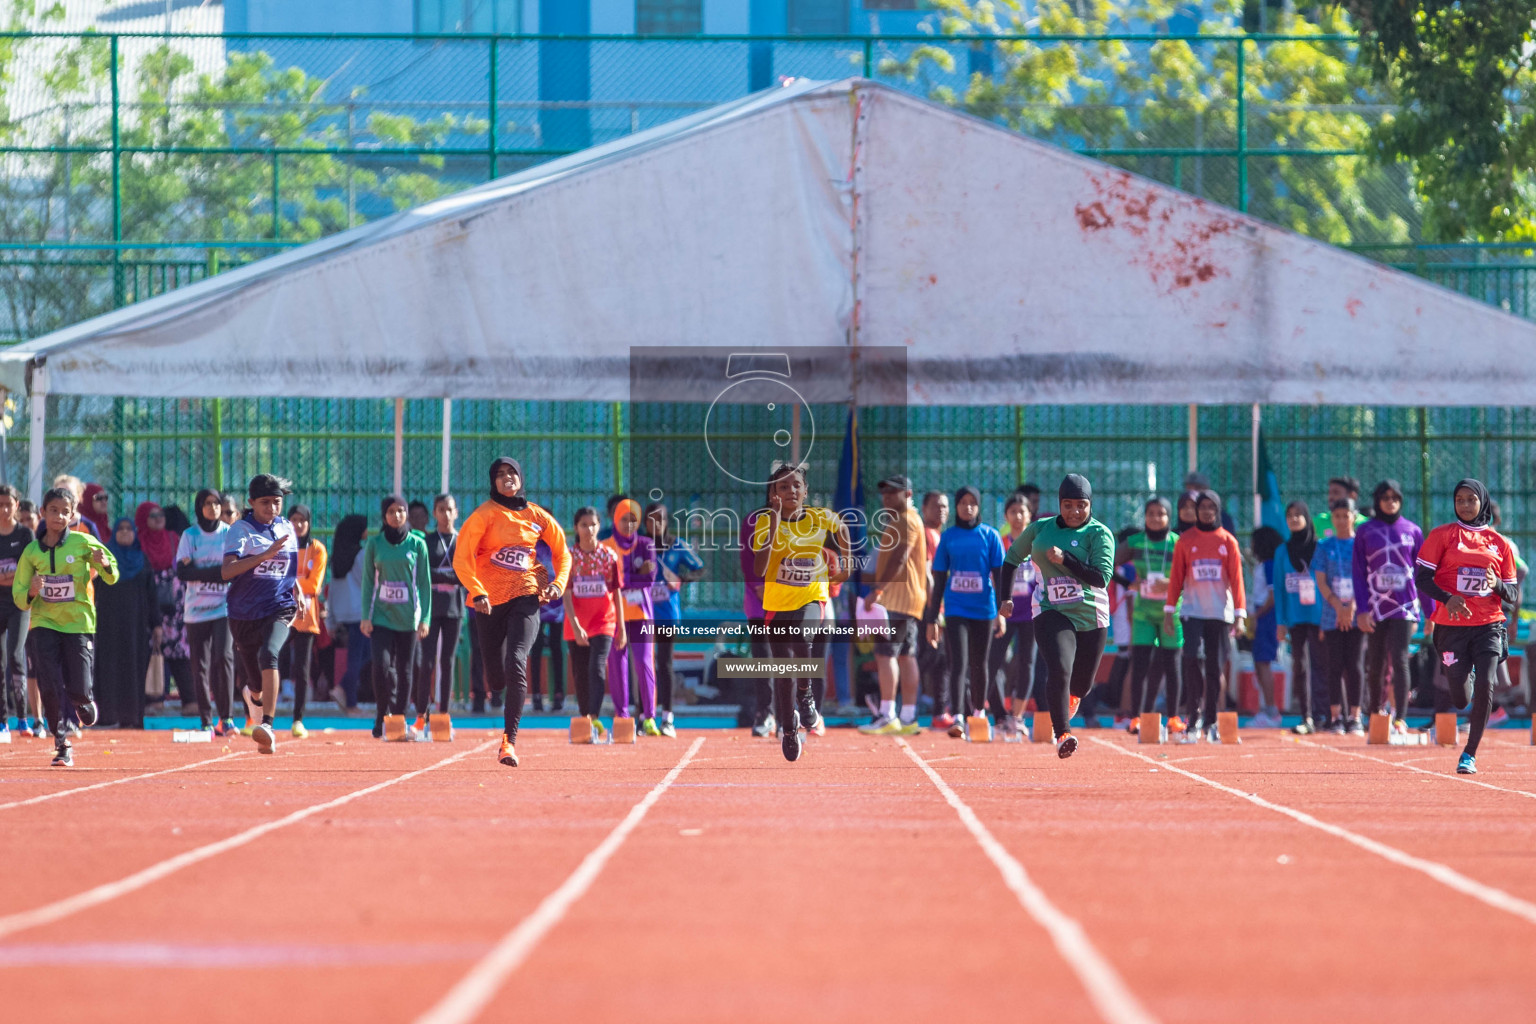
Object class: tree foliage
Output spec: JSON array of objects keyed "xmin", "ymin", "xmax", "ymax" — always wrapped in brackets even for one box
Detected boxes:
[
  {"xmin": 879, "ymin": 0, "xmax": 1413, "ymax": 245},
  {"xmin": 1344, "ymin": 0, "xmax": 1536, "ymax": 241}
]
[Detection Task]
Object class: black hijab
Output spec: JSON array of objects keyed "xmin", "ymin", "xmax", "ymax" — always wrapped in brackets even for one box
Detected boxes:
[
  {"xmin": 1174, "ymin": 490, "xmax": 1200, "ymax": 534},
  {"xmin": 1144, "ymin": 496, "xmax": 1172, "ymax": 542},
  {"xmin": 1454, "ymin": 478, "xmax": 1493, "ymax": 528},
  {"xmin": 1195, "ymin": 490, "xmax": 1222, "ymax": 532},
  {"xmin": 1285, "ymin": 500, "xmax": 1316, "ymax": 572},
  {"xmin": 489, "ymin": 456, "xmax": 528, "ymax": 512},
  {"xmin": 331, "ymin": 514, "xmax": 368, "ymax": 578},
  {"xmin": 953, "ymin": 486, "xmax": 981, "ymax": 529},
  {"xmin": 290, "ymin": 503, "xmax": 313, "ymax": 548},
  {"xmin": 194, "ymin": 487, "xmax": 221, "ymax": 532},
  {"xmin": 380, "ymin": 495, "xmax": 408, "ymax": 545},
  {"xmin": 1372, "ymin": 479, "xmax": 1403, "ymax": 524}
]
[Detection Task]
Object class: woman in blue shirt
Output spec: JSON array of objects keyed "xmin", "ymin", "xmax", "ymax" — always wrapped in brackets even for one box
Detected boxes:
[
  {"xmin": 923, "ymin": 486, "xmax": 1006, "ymax": 738},
  {"xmin": 1274, "ymin": 501, "xmax": 1326, "ymax": 734},
  {"xmin": 1310, "ymin": 498, "xmax": 1363, "ymax": 734},
  {"xmin": 644, "ymin": 502, "xmax": 705, "ymax": 737}
]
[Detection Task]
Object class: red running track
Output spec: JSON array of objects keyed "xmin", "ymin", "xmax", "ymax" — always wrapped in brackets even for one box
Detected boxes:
[{"xmin": 2, "ymin": 725, "xmax": 1535, "ymax": 1023}]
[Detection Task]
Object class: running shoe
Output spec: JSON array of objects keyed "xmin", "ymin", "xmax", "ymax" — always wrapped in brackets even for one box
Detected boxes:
[
  {"xmin": 330, "ymin": 684, "xmax": 348, "ymax": 708},
  {"xmin": 242, "ymin": 684, "xmax": 262, "ymax": 716},
  {"xmin": 1344, "ymin": 716, "xmax": 1365, "ymax": 736},
  {"xmin": 947, "ymin": 719, "xmax": 965, "ymax": 738},
  {"xmin": 371, "ymin": 721, "xmax": 383, "ymax": 739},
  {"xmin": 899, "ymin": 718, "xmax": 924, "ymax": 736},
  {"xmin": 31, "ymin": 719, "xmax": 48, "ymax": 738},
  {"xmin": 933, "ymin": 712, "xmax": 957, "ymax": 732},
  {"xmin": 1167, "ymin": 715, "xmax": 1188, "ymax": 736},
  {"xmin": 498, "ymin": 737, "xmax": 518, "ymax": 767},
  {"xmin": 750, "ymin": 710, "xmax": 776, "ymax": 739},
  {"xmin": 1248, "ymin": 709, "xmax": 1278, "ymax": 729},
  {"xmin": 51, "ymin": 741, "xmax": 72, "ymax": 767},
  {"xmin": 1127, "ymin": 716, "xmax": 1141, "ymax": 735},
  {"xmin": 590, "ymin": 717, "xmax": 607, "ymax": 741},
  {"xmin": 1327, "ymin": 717, "xmax": 1346, "ymax": 736},
  {"xmin": 1056, "ymin": 733, "xmax": 1078, "ymax": 759},
  {"xmin": 1179, "ymin": 721, "xmax": 1202, "ymax": 744},
  {"xmin": 0, "ymin": 724, "xmax": 10, "ymax": 743},
  {"xmin": 659, "ymin": 718, "xmax": 677, "ymax": 738},
  {"xmin": 1113, "ymin": 714, "xmax": 1130, "ymax": 731},
  {"xmin": 997, "ymin": 715, "xmax": 1019, "ymax": 741},
  {"xmin": 1488, "ymin": 707, "xmax": 1510, "ymax": 728},
  {"xmin": 414, "ymin": 715, "xmax": 427, "ymax": 735},
  {"xmin": 858, "ymin": 714, "xmax": 902, "ymax": 735},
  {"xmin": 290, "ymin": 721, "xmax": 309, "ymax": 739},
  {"xmin": 781, "ymin": 711, "xmax": 803, "ymax": 762},
  {"xmin": 251, "ymin": 723, "xmax": 276, "ymax": 754},
  {"xmin": 1291, "ymin": 718, "xmax": 1315, "ymax": 735},
  {"xmin": 471, "ymin": 695, "xmax": 486, "ymax": 714},
  {"xmin": 641, "ymin": 717, "xmax": 661, "ymax": 737},
  {"xmin": 76, "ymin": 700, "xmax": 98, "ymax": 727},
  {"xmin": 799, "ymin": 701, "xmax": 825, "ymax": 737},
  {"xmin": 1392, "ymin": 718, "xmax": 1409, "ymax": 736},
  {"xmin": 1457, "ymin": 752, "xmax": 1477, "ymax": 775},
  {"xmin": 1068, "ymin": 696, "xmax": 1082, "ymax": 721},
  {"xmin": 1206, "ymin": 724, "xmax": 1220, "ymax": 743}
]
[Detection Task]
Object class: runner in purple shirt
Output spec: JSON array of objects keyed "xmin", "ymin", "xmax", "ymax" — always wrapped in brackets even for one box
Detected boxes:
[{"xmin": 1351, "ymin": 479, "xmax": 1424, "ymax": 736}]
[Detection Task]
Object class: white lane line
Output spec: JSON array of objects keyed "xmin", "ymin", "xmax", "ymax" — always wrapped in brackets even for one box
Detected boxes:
[
  {"xmin": 1296, "ymin": 739, "xmax": 1536, "ymax": 801},
  {"xmin": 895, "ymin": 738, "xmax": 1159, "ymax": 1024},
  {"xmin": 415, "ymin": 737, "xmax": 705, "ymax": 1024},
  {"xmin": 0, "ymin": 740, "xmax": 497, "ymax": 941},
  {"xmin": 1089, "ymin": 736, "xmax": 1536, "ymax": 927},
  {"xmin": 0, "ymin": 752, "xmax": 247, "ymax": 811}
]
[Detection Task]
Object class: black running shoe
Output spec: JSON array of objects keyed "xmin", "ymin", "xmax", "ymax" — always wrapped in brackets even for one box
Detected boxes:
[
  {"xmin": 52, "ymin": 741, "xmax": 73, "ymax": 767},
  {"xmin": 76, "ymin": 701, "xmax": 98, "ymax": 727},
  {"xmin": 781, "ymin": 712, "xmax": 803, "ymax": 762},
  {"xmin": 1056, "ymin": 733, "xmax": 1078, "ymax": 759},
  {"xmin": 798, "ymin": 697, "xmax": 825, "ymax": 737},
  {"xmin": 472, "ymin": 695, "xmax": 486, "ymax": 714}
]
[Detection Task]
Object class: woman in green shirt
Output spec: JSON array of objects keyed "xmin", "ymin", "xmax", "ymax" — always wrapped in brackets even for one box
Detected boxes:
[
  {"xmin": 999, "ymin": 475, "xmax": 1114, "ymax": 760},
  {"xmin": 360, "ymin": 495, "xmax": 432, "ymax": 741},
  {"xmin": 13, "ymin": 487, "xmax": 119, "ymax": 766}
]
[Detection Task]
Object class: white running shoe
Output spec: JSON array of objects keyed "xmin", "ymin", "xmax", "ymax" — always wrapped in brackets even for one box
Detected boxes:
[
  {"xmin": 251, "ymin": 722, "xmax": 276, "ymax": 754},
  {"xmin": 858, "ymin": 714, "xmax": 902, "ymax": 735}
]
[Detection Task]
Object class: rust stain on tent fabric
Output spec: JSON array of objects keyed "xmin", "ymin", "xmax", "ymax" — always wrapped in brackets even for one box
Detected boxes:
[{"xmin": 1076, "ymin": 171, "xmax": 1238, "ymax": 293}]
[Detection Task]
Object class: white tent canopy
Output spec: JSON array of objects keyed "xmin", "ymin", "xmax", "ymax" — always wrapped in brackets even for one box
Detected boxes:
[{"xmin": 4, "ymin": 77, "xmax": 1534, "ymax": 495}]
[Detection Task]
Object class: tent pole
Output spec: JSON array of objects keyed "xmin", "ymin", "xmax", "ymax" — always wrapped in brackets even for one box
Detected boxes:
[
  {"xmin": 1187, "ymin": 403, "xmax": 1198, "ymax": 475},
  {"xmin": 393, "ymin": 398, "xmax": 404, "ymax": 496},
  {"xmin": 27, "ymin": 364, "xmax": 47, "ymax": 505},
  {"xmin": 1251, "ymin": 402, "xmax": 1261, "ymax": 530},
  {"xmin": 440, "ymin": 398, "xmax": 452, "ymax": 495}
]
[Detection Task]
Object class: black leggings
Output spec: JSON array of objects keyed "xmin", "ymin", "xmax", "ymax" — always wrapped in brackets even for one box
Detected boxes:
[
  {"xmin": 0, "ymin": 608, "xmax": 27, "ymax": 722},
  {"xmin": 1365, "ymin": 618, "xmax": 1411, "ymax": 716},
  {"xmin": 287, "ymin": 630, "xmax": 316, "ymax": 722},
  {"xmin": 371, "ymin": 625, "xmax": 420, "ymax": 720},
  {"xmin": 765, "ymin": 602, "xmax": 826, "ymax": 730},
  {"xmin": 33, "ymin": 627, "xmax": 94, "ymax": 743},
  {"xmin": 1132, "ymin": 645, "xmax": 1182, "ymax": 718},
  {"xmin": 568, "ymin": 634, "xmax": 614, "ymax": 718},
  {"xmin": 1323, "ymin": 627, "xmax": 1364, "ymax": 710},
  {"xmin": 655, "ymin": 635, "xmax": 676, "ymax": 713},
  {"xmin": 944, "ymin": 616, "xmax": 995, "ymax": 717},
  {"xmin": 986, "ymin": 620, "xmax": 1035, "ymax": 715},
  {"xmin": 1445, "ymin": 649, "xmax": 1499, "ymax": 758},
  {"xmin": 1286, "ymin": 623, "xmax": 1324, "ymax": 721},
  {"xmin": 186, "ymin": 617, "xmax": 233, "ymax": 721},
  {"xmin": 1184, "ymin": 618, "xmax": 1229, "ymax": 725},
  {"xmin": 478, "ymin": 595, "xmax": 542, "ymax": 742},
  {"xmin": 1034, "ymin": 611, "xmax": 1107, "ymax": 739},
  {"xmin": 530, "ymin": 618, "xmax": 565, "ymax": 707},
  {"xmin": 413, "ymin": 617, "xmax": 461, "ymax": 714}
]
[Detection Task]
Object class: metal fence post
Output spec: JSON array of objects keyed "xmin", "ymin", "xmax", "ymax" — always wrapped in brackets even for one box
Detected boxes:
[
  {"xmin": 1236, "ymin": 37, "xmax": 1247, "ymax": 213},
  {"xmin": 211, "ymin": 397, "xmax": 225, "ymax": 491},
  {"xmin": 488, "ymin": 36, "xmax": 500, "ymax": 180},
  {"xmin": 110, "ymin": 35, "xmax": 123, "ymax": 308},
  {"xmin": 1013, "ymin": 405, "xmax": 1024, "ymax": 486},
  {"xmin": 1418, "ymin": 406, "xmax": 1431, "ymax": 526},
  {"xmin": 272, "ymin": 155, "xmax": 281, "ymax": 240},
  {"xmin": 862, "ymin": 38, "xmax": 873, "ymax": 78},
  {"xmin": 611, "ymin": 400, "xmax": 624, "ymax": 494}
]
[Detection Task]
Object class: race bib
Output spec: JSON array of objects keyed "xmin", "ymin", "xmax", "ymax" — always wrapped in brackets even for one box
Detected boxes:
[
  {"xmin": 1139, "ymin": 572, "xmax": 1169, "ymax": 600},
  {"xmin": 775, "ymin": 556, "xmax": 817, "ymax": 587},
  {"xmin": 1011, "ymin": 565, "xmax": 1034, "ymax": 596},
  {"xmin": 432, "ymin": 583, "xmax": 458, "ymax": 593},
  {"xmin": 193, "ymin": 580, "xmax": 229, "ymax": 596},
  {"xmin": 490, "ymin": 546, "xmax": 532, "ymax": 572},
  {"xmin": 0, "ymin": 559, "xmax": 15, "ymax": 576},
  {"xmin": 622, "ymin": 587, "xmax": 648, "ymax": 607},
  {"xmin": 39, "ymin": 574, "xmax": 75, "ymax": 603},
  {"xmin": 1047, "ymin": 577, "xmax": 1084, "ymax": 604},
  {"xmin": 1192, "ymin": 559, "xmax": 1223, "ymax": 582},
  {"xmin": 950, "ymin": 571, "xmax": 984, "ymax": 594},
  {"xmin": 1330, "ymin": 577, "xmax": 1354, "ymax": 603},
  {"xmin": 378, "ymin": 581, "xmax": 410, "ymax": 605},
  {"xmin": 649, "ymin": 581, "xmax": 673, "ymax": 604},
  {"xmin": 571, "ymin": 576, "xmax": 607, "ymax": 599},
  {"xmin": 1285, "ymin": 572, "xmax": 1317, "ymax": 606},
  {"xmin": 1456, "ymin": 566, "xmax": 1493, "ymax": 596},
  {"xmin": 1372, "ymin": 564, "xmax": 1409, "ymax": 593},
  {"xmin": 253, "ymin": 557, "xmax": 289, "ymax": 579}
]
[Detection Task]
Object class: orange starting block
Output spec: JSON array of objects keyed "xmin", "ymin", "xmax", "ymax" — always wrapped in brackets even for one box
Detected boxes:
[
  {"xmin": 1367, "ymin": 713, "xmax": 1391, "ymax": 745},
  {"xmin": 428, "ymin": 713, "xmax": 453, "ymax": 742},
  {"xmin": 611, "ymin": 717, "xmax": 637, "ymax": 745},
  {"xmin": 1216, "ymin": 711, "xmax": 1241, "ymax": 744},
  {"xmin": 1434, "ymin": 712, "xmax": 1459, "ymax": 747},
  {"xmin": 382, "ymin": 714, "xmax": 408, "ymax": 742},
  {"xmin": 569, "ymin": 716, "xmax": 592, "ymax": 744},
  {"xmin": 965, "ymin": 715, "xmax": 992, "ymax": 743},
  {"xmin": 1031, "ymin": 710, "xmax": 1054, "ymax": 744},
  {"xmin": 1138, "ymin": 712, "xmax": 1163, "ymax": 745}
]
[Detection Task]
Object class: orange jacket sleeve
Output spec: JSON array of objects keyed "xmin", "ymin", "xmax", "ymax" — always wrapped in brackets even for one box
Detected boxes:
[
  {"xmin": 1163, "ymin": 533, "xmax": 1190, "ymax": 611},
  {"xmin": 541, "ymin": 510, "xmax": 572, "ymax": 593},
  {"xmin": 454, "ymin": 505, "xmax": 490, "ymax": 604}
]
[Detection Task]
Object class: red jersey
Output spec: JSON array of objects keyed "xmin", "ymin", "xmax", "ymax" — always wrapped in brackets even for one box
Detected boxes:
[
  {"xmin": 1417, "ymin": 522, "xmax": 1518, "ymax": 627},
  {"xmin": 563, "ymin": 544, "xmax": 621, "ymax": 640}
]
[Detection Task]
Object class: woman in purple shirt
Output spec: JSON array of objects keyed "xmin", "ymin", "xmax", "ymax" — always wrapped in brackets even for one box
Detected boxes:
[{"xmin": 1351, "ymin": 479, "xmax": 1424, "ymax": 735}]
